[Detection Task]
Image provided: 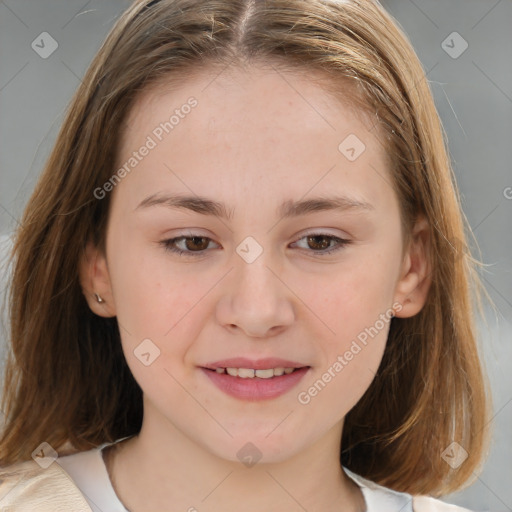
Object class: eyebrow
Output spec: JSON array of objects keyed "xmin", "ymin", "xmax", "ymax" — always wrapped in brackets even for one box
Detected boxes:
[{"xmin": 135, "ymin": 193, "xmax": 374, "ymax": 220}]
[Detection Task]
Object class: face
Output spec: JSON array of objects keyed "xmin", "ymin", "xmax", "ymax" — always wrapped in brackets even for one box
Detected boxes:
[{"xmin": 83, "ymin": 63, "xmax": 430, "ymax": 464}]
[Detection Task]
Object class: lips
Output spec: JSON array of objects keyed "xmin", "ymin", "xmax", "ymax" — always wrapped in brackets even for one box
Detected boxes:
[{"xmin": 200, "ymin": 358, "xmax": 310, "ymax": 401}]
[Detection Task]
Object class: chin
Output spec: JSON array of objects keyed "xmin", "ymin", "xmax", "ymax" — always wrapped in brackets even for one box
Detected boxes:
[{"xmin": 204, "ymin": 433, "xmax": 310, "ymax": 467}]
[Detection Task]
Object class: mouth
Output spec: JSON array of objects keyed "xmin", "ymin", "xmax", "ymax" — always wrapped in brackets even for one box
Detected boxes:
[{"xmin": 200, "ymin": 358, "xmax": 310, "ymax": 400}]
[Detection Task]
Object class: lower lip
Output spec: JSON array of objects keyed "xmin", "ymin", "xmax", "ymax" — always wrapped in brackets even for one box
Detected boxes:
[{"xmin": 201, "ymin": 367, "xmax": 310, "ymax": 401}]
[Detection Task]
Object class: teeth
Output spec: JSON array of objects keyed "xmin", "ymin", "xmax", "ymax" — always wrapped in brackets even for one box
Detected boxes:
[
  {"xmin": 216, "ymin": 367, "xmax": 298, "ymax": 378},
  {"xmin": 255, "ymin": 369, "xmax": 274, "ymax": 378}
]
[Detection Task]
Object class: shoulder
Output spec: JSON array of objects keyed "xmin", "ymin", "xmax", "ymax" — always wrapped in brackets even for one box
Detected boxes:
[
  {"xmin": 0, "ymin": 458, "xmax": 92, "ymax": 511},
  {"xmin": 413, "ymin": 495, "xmax": 474, "ymax": 512},
  {"xmin": 343, "ymin": 466, "xmax": 475, "ymax": 512}
]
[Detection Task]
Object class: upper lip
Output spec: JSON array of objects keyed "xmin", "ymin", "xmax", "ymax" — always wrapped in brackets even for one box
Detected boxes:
[{"xmin": 202, "ymin": 357, "xmax": 308, "ymax": 370}]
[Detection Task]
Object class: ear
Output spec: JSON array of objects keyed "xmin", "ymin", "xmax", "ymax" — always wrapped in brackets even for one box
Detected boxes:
[
  {"xmin": 79, "ymin": 240, "xmax": 117, "ymax": 317},
  {"xmin": 393, "ymin": 215, "xmax": 432, "ymax": 318}
]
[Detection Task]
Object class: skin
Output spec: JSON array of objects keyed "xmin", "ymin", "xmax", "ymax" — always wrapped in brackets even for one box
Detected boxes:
[{"xmin": 80, "ymin": 63, "xmax": 431, "ymax": 512}]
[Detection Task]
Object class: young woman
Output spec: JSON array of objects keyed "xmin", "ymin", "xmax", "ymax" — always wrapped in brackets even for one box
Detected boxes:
[{"xmin": 0, "ymin": 0, "xmax": 492, "ymax": 510}]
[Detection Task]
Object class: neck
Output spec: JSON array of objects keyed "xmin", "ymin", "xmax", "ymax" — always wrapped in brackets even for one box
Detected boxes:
[{"xmin": 104, "ymin": 404, "xmax": 365, "ymax": 512}]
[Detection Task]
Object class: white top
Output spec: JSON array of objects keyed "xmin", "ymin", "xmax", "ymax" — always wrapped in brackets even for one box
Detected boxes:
[{"xmin": 56, "ymin": 438, "xmax": 417, "ymax": 512}]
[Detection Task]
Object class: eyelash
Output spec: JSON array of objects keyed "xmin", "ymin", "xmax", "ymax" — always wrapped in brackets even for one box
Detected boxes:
[{"xmin": 160, "ymin": 233, "xmax": 351, "ymax": 258}]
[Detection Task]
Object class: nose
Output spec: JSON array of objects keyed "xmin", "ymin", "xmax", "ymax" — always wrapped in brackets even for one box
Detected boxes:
[{"xmin": 215, "ymin": 251, "xmax": 295, "ymax": 338}]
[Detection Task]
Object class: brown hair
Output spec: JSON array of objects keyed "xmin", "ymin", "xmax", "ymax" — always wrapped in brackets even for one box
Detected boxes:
[{"xmin": 0, "ymin": 0, "xmax": 493, "ymax": 496}]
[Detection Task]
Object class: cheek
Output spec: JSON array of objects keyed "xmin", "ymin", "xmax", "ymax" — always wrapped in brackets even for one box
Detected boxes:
[
  {"xmin": 106, "ymin": 228, "xmax": 214, "ymax": 352},
  {"xmin": 296, "ymin": 261, "xmax": 394, "ymax": 419},
  {"xmin": 108, "ymin": 252, "xmax": 213, "ymax": 399},
  {"xmin": 309, "ymin": 252, "xmax": 398, "ymax": 345},
  {"xmin": 296, "ymin": 252, "xmax": 397, "ymax": 411}
]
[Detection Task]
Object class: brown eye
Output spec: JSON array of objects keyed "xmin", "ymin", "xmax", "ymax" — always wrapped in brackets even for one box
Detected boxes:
[
  {"xmin": 306, "ymin": 235, "xmax": 332, "ymax": 251},
  {"xmin": 184, "ymin": 237, "xmax": 210, "ymax": 251},
  {"xmin": 161, "ymin": 235, "xmax": 218, "ymax": 256},
  {"xmin": 292, "ymin": 233, "xmax": 351, "ymax": 256}
]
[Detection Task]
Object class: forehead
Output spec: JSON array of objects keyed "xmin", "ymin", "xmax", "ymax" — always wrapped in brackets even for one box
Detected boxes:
[
  {"xmin": 122, "ymin": 62, "xmax": 379, "ymax": 146},
  {"xmin": 114, "ymin": 63, "xmax": 394, "ymax": 215}
]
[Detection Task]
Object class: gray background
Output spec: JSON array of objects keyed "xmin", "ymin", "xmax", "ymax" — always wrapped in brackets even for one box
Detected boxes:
[{"xmin": 0, "ymin": 1, "xmax": 511, "ymax": 510}]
